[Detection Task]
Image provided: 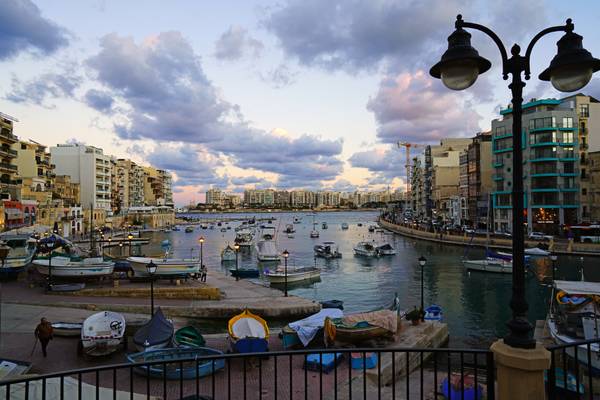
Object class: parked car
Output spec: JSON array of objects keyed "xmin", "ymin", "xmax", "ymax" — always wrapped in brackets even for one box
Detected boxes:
[
  {"xmin": 528, "ymin": 232, "xmax": 553, "ymax": 241},
  {"xmin": 494, "ymin": 231, "xmax": 512, "ymax": 238}
]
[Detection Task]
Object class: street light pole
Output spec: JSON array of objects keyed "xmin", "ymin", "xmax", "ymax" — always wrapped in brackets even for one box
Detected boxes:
[
  {"xmin": 234, "ymin": 243, "xmax": 240, "ymax": 281},
  {"xmin": 282, "ymin": 249, "xmax": 290, "ymax": 297},
  {"xmin": 127, "ymin": 233, "xmax": 133, "ymax": 256},
  {"xmin": 199, "ymin": 236, "xmax": 204, "ymax": 271},
  {"xmin": 431, "ymin": 15, "xmax": 600, "ymax": 349},
  {"xmin": 146, "ymin": 261, "xmax": 157, "ymax": 316},
  {"xmin": 550, "ymin": 254, "xmax": 558, "ymax": 282},
  {"xmin": 418, "ymin": 256, "xmax": 427, "ymax": 312}
]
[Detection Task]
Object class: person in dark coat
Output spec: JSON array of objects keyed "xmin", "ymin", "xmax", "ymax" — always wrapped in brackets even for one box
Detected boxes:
[{"xmin": 34, "ymin": 317, "xmax": 54, "ymax": 357}]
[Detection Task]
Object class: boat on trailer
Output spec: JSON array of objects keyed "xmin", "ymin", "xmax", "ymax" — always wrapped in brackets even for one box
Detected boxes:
[
  {"xmin": 34, "ymin": 255, "xmax": 114, "ymax": 278},
  {"xmin": 81, "ymin": 311, "xmax": 126, "ymax": 356}
]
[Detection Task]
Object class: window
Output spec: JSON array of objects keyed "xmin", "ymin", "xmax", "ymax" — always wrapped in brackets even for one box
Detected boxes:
[
  {"xmin": 580, "ymin": 104, "xmax": 589, "ymax": 117},
  {"xmin": 495, "ymin": 126, "xmax": 506, "ymax": 136},
  {"xmin": 563, "ymin": 117, "xmax": 574, "ymax": 128},
  {"xmin": 583, "ymin": 188, "xmax": 588, "ymax": 195},
  {"xmin": 562, "ymin": 131, "xmax": 574, "ymax": 143},
  {"xmin": 529, "ymin": 117, "xmax": 556, "ymax": 129},
  {"xmin": 563, "ymin": 162, "xmax": 575, "ymax": 174}
]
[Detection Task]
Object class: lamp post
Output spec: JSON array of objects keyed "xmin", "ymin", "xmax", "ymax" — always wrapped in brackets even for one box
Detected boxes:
[
  {"xmin": 199, "ymin": 236, "xmax": 204, "ymax": 271},
  {"xmin": 146, "ymin": 260, "xmax": 157, "ymax": 316},
  {"xmin": 45, "ymin": 238, "xmax": 55, "ymax": 291},
  {"xmin": 550, "ymin": 254, "xmax": 558, "ymax": 283},
  {"xmin": 233, "ymin": 243, "xmax": 240, "ymax": 281},
  {"xmin": 283, "ymin": 249, "xmax": 290, "ymax": 297},
  {"xmin": 119, "ymin": 242, "xmax": 123, "ymax": 257},
  {"xmin": 431, "ymin": 15, "xmax": 600, "ymax": 349},
  {"xmin": 418, "ymin": 256, "xmax": 427, "ymax": 312},
  {"xmin": 127, "ymin": 233, "xmax": 133, "ymax": 256}
]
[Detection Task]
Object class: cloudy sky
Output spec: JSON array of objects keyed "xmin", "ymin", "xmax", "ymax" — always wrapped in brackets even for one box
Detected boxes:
[{"xmin": 1, "ymin": 0, "xmax": 600, "ymax": 206}]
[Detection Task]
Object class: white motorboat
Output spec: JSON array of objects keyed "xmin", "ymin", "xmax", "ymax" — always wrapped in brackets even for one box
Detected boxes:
[
  {"xmin": 310, "ymin": 230, "xmax": 320, "ymax": 238},
  {"xmin": 314, "ymin": 241, "xmax": 342, "ymax": 259},
  {"xmin": 284, "ymin": 224, "xmax": 295, "ymax": 234},
  {"xmin": 341, "ymin": 223, "xmax": 349, "ymax": 230},
  {"xmin": 81, "ymin": 311, "xmax": 126, "ymax": 356},
  {"xmin": 547, "ymin": 280, "xmax": 600, "ymax": 371},
  {"xmin": 256, "ymin": 227, "xmax": 279, "ymax": 262},
  {"xmin": 127, "ymin": 255, "xmax": 200, "ymax": 277},
  {"xmin": 235, "ymin": 229, "xmax": 254, "ymax": 247},
  {"xmin": 376, "ymin": 243, "xmax": 396, "ymax": 256},
  {"xmin": 34, "ymin": 256, "xmax": 114, "ymax": 277},
  {"xmin": 221, "ymin": 245, "xmax": 237, "ymax": 262},
  {"xmin": 185, "ymin": 226, "xmax": 194, "ymax": 233},
  {"xmin": 525, "ymin": 247, "xmax": 551, "ymax": 256},
  {"xmin": 321, "ymin": 222, "xmax": 328, "ymax": 229},
  {"xmin": 368, "ymin": 225, "xmax": 376, "ymax": 232},
  {"xmin": 0, "ymin": 235, "xmax": 36, "ymax": 278},
  {"xmin": 293, "ymin": 216, "xmax": 302, "ymax": 224},
  {"xmin": 463, "ymin": 258, "xmax": 512, "ymax": 273},
  {"xmin": 265, "ymin": 266, "xmax": 321, "ymax": 284},
  {"xmin": 353, "ymin": 241, "xmax": 378, "ymax": 257}
]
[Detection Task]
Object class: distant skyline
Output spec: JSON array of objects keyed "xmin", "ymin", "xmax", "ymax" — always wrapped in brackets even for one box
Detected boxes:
[{"xmin": 2, "ymin": 0, "xmax": 600, "ymax": 206}]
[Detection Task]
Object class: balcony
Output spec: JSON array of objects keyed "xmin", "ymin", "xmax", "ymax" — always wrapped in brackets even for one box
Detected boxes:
[
  {"xmin": 0, "ymin": 147, "xmax": 17, "ymax": 158},
  {"xmin": 0, "ymin": 163, "xmax": 17, "ymax": 173},
  {"xmin": 0, "ymin": 128, "xmax": 17, "ymax": 143},
  {"xmin": 560, "ymin": 184, "xmax": 579, "ymax": 191}
]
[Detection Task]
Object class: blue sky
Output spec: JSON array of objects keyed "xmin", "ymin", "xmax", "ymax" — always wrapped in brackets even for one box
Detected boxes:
[{"xmin": 1, "ymin": 0, "xmax": 600, "ymax": 206}]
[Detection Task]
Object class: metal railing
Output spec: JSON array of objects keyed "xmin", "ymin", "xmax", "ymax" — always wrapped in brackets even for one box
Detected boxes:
[
  {"xmin": 0, "ymin": 347, "xmax": 495, "ymax": 400},
  {"xmin": 546, "ymin": 337, "xmax": 600, "ymax": 400}
]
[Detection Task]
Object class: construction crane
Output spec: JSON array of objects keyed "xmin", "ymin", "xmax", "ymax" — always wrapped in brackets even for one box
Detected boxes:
[{"xmin": 397, "ymin": 141, "xmax": 424, "ymax": 210}]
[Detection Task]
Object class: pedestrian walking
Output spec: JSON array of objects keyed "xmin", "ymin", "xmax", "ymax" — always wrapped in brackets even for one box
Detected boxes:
[
  {"xmin": 200, "ymin": 264, "xmax": 207, "ymax": 282},
  {"xmin": 34, "ymin": 317, "xmax": 53, "ymax": 357}
]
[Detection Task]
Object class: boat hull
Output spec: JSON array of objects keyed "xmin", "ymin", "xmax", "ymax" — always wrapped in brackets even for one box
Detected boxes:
[
  {"xmin": 35, "ymin": 259, "xmax": 114, "ymax": 277},
  {"xmin": 463, "ymin": 259, "xmax": 512, "ymax": 274},
  {"xmin": 353, "ymin": 249, "xmax": 378, "ymax": 257},
  {"xmin": 81, "ymin": 311, "xmax": 126, "ymax": 357},
  {"xmin": 229, "ymin": 269, "xmax": 260, "ymax": 278},
  {"xmin": 548, "ymin": 319, "xmax": 600, "ymax": 372},
  {"xmin": 266, "ymin": 269, "xmax": 321, "ymax": 284},
  {"xmin": 127, "ymin": 257, "xmax": 200, "ymax": 277}
]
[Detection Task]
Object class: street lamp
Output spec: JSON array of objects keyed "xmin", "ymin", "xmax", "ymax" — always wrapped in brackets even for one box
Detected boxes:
[
  {"xmin": 418, "ymin": 256, "xmax": 427, "ymax": 312},
  {"xmin": 199, "ymin": 236, "xmax": 205, "ymax": 272},
  {"xmin": 233, "ymin": 243, "xmax": 240, "ymax": 281},
  {"xmin": 127, "ymin": 233, "xmax": 133, "ymax": 256},
  {"xmin": 550, "ymin": 254, "xmax": 558, "ymax": 283},
  {"xmin": 283, "ymin": 249, "xmax": 290, "ymax": 297},
  {"xmin": 431, "ymin": 15, "xmax": 600, "ymax": 349},
  {"xmin": 145, "ymin": 260, "xmax": 157, "ymax": 316},
  {"xmin": 119, "ymin": 241, "xmax": 123, "ymax": 257}
]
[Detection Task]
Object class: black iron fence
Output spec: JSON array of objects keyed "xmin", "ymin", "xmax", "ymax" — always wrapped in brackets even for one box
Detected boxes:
[{"xmin": 0, "ymin": 347, "xmax": 495, "ymax": 400}]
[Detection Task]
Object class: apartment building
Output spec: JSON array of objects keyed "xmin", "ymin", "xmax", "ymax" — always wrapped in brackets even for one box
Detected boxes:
[
  {"xmin": 159, "ymin": 170, "xmax": 173, "ymax": 207},
  {"xmin": 13, "ymin": 140, "xmax": 56, "ymax": 205},
  {"xmin": 492, "ymin": 98, "xmax": 580, "ymax": 235},
  {"xmin": 0, "ymin": 112, "xmax": 20, "ymax": 201},
  {"xmin": 54, "ymin": 175, "xmax": 80, "ymax": 207},
  {"xmin": 467, "ymin": 131, "xmax": 493, "ymax": 228},
  {"xmin": 589, "ymin": 151, "xmax": 600, "ymax": 222},
  {"xmin": 206, "ymin": 188, "xmax": 224, "ymax": 205}
]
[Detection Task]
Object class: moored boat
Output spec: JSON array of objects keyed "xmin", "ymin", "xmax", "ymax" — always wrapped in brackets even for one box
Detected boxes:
[
  {"xmin": 310, "ymin": 230, "xmax": 320, "ymax": 238},
  {"xmin": 34, "ymin": 256, "xmax": 114, "ymax": 278},
  {"xmin": 133, "ymin": 308, "xmax": 174, "ymax": 352},
  {"xmin": 353, "ymin": 241, "xmax": 378, "ymax": 257},
  {"xmin": 0, "ymin": 235, "xmax": 36, "ymax": 278},
  {"xmin": 81, "ymin": 311, "xmax": 126, "ymax": 356},
  {"xmin": 174, "ymin": 326, "xmax": 206, "ymax": 348},
  {"xmin": 185, "ymin": 226, "xmax": 194, "ymax": 233},
  {"xmin": 341, "ymin": 222, "xmax": 349, "ymax": 230},
  {"xmin": 127, "ymin": 347, "xmax": 225, "ymax": 380},
  {"xmin": 228, "ymin": 309, "xmax": 269, "ymax": 353},
  {"xmin": 221, "ymin": 245, "xmax": 236, "ymax": 262},
  {"xmin": 293, "ymin": 216, "xmax": 302, "ymax": 224},
  {"xmin": 314, "ymin": 241, "xmax": 342, "ymax": 259},
  {"xmin": 284, "ymin": 224, "xmax": 295, "ymax": 234},
  {"xmin": 368, "ymin": 225, "xmax": 376, "ymax": 232},
  {"xmin": 234, "ymin": 229, "xmax": 254, "ymax": 247},
  {"xmin": 256, "ymin": 227, "xmax": 279, "ymax": 262},
  {"xmin": 463, "ymin": 258, "xmax": 512, "ymax": 274},
  {"xmin": 229, "ymin": 268, "xmax": 260, "ymax": 278},
  {"xmin": 265, "ymin": 266, "xmax": 321, "ymax": 284},
  {"xmin": 322, "ymin": 222, "xmax": 328, "ymax": 229},
  {"xmin": 375, "ymin": 243, "xmax": 396, "ymax": 256},
  {"xmin": 127, "ymin": 256, "xmax": 200, "ymax": 277}
]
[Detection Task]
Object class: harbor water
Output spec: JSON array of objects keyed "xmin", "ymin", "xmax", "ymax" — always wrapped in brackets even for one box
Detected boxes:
[{"xmin": 138, "ymin": 210, "xmax": 593, "ymax": 348}]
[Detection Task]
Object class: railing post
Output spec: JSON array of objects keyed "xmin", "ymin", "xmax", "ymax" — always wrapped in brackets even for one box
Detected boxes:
[{"xmin": 490, "ymin": 340, "xmax": 550, "ymax": 400}]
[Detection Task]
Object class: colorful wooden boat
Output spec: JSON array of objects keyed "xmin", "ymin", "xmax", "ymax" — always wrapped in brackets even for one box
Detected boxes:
[
  {"xmin": 324, "ymin": 310, "xmax": 397, "ymax": 345},
  {"xmin": 174, "ymin": 326, "xmax": 206, "ymax": 348},
  {"xmin": 228, "ymin": 309, "xmax": 269, "ymax": 353},
  {"xmin": 127, "ymin": 347, "xmax": 225, "ymax": 380},
  {"xmin": 34, "ymin": 256, "xmax": 114, "ymax": 278}
]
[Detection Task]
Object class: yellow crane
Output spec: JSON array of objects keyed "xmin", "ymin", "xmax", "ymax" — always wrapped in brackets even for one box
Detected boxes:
[{"xmin": 397, "ymin": 141, "xmax": 425, "ymax": 209}]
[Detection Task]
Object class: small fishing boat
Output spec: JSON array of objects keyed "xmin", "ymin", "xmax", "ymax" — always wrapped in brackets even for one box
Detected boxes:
[
  {"xmin": 81, "ymin": 311, "xmax": 126, "ymax": 356},
  {"xmin": 293, "ymin": 216, "xmax": 302, "ymax": 224},
  {"xmin": 525, "ymin": 247, "xmax": 551, "ymax": 256},
  {"xmin": 282, "ymin": 308, "xmax": 343, "ymax": 349},
  {"xmin": 353, "ymin": 242, "xmax": 378, "ymax": 257},
  {"xmin": 52, "ymin": 322, "xmax": 83, "ymax": 337},
  {"xmin": 34, "ymin": 256, "xmax": 115, "ymax": 278},
  {"xmin": 220, "ymin": 227, "xmax": 227, "ymax": 233},
  {"xmin": 0, "ymin": 358, "xmax": 32, "ymax": 382},
  {"xmin": 0, "ymin": 235, "xmax": 37, "ymax": 278},
  {"xmin": 200, "ymin": 223, "xmax": 208, "ymax": 229},
  {"xmin": 321, "ymin": 222, "xmax": 328, "ymax": 229},
  {"xmin": 229, "ymin": 268, "xmax": 260, "ymax": 278},
  {"xmin": 228, "ymin": 309, "xmax": 269, "ymax": 353},
  {"xmin": 284, "ymin": 224, "xmax": 295, "ymax": 234},
  {"xmin": 341, "ymin": 222, "xmax": 349, "ymax": 230},
  {"xmin": 127, "ymin": 347, "xmax": 225, "ymax": 380},
  {"xmin": 172, "ymin": 226, "xmax": 181, "ymax": 231},
  {"xmin": 368, "ymin": 225, "xmax": 376, "ymax": 232},
  {"xmin": 133, "ymin": 308, "xmax": 174, "ymax": 351},
  {"xmin": 324, "ymin": 309, "xmax": 398, "ymax": 345},
  {"xmin": 234, "ymin": 229, "xmax": 254, "ymax": 247},
  {"xmin": 256, "ymin": 227, "xmax": 279, "ymax": 262},
  {"xmin": 185, "ymin": 226, "xmax": 194, "ymax": 233},
  {"xmin": 463, "ymin": 258, "xmax": 512, "ymax": 274},
  {"xmin": 314, "ymin": 241, "xmax": 342, "ymax": 259},
  {"xmin": 424, "ymin": 305, "xmax": 443, "ymax": 322},
  {"xmin": 310, "ymin": 230, "xmax": 320, "ymax": 238},
  {"xmin": 174, "ymin": 326, "xmax": 206, "ymax": 348},
  {"xmin": 375, "ymin": 243, "xmax": 396, "ymax": 256},
  {"xmin": 127, "ymin": 255, "xmax": 200, "ymax": 277},
  {"xmin": 161, "ymin": 239, "xmax": 171, "ymax": 247},
  {"xmin": 221, "ymin": 245, "xmax": 236, "ymax": 262},
  {"xmin": 265, "ymin": 266, "xmax": 321, "ymax": 284}
]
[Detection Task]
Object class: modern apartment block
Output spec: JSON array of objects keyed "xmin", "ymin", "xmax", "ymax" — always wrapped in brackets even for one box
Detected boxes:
[
  {"xmin": 467, "ymin": 131, "xmax": 493, "ymax": 227},
  {"xmin": 13, "ymin": 140, "xmax": 56, "ymax": 204},
  {"xmin": 590, "ymin": 150, "xmax": 600, "ymax": 222},
  {"xmin": 50, "ymin": 144, "xmax": 112, "ymax": 210},
  {"xmin": 0, "ymin": 112, "xmax": 20, "ymax": 200},
  {"xmin": 491, "ymin": 98, "xmax": 581, "ymax": 235}
]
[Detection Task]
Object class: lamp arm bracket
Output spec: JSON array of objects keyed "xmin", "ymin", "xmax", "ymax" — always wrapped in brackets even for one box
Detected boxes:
[
  {"xmin": 458, "ymin": 16, "xmax": 509, "ymax": 79},
  {"xmin": 524, "ymin": 20, "xmax": 572, "ymax": 79}
]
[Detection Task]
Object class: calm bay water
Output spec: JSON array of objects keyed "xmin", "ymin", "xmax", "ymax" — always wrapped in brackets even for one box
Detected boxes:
[{"xmin": 142, "ymin": 210, "xmax": 595, "ymax": 347}]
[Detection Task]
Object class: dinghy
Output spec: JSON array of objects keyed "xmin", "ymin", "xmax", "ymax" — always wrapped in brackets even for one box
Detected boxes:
[
  {"xmin": 265, "ymin": 266, "xmax": 320, "ymax": 284},
  {"xmin": 174, "ymin": 326, "xmax": 206, "ymax": 348},
  {"xmin": 228, "ymin": 309, "xmax": 269, "ymax": 353},
  {"xmin": 127, "ymin": 347, "xmax": 225, "ymax": 380},
  {"xmin": 314, "ymin": 241, "xmax": 342, "ymax": 259},
  {"xmin": 133, "ymin": 308, "xmax": 174, "ymax": 351},
  {"xmin": 0, "ymin": 358, "xmax": 31, "ymax": 382},
  {"xmin": 324, "ymin": 309, "xmax": 398, "ymax": 345},
  {"xmin": 81, "ymin": 311, "xmax": 126, "ymax": 356}
]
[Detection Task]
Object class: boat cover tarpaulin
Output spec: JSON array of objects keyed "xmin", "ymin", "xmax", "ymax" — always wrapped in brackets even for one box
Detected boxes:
[
  {"xmin": 4, "ymin": 377, "xmax": 157, "ymax": 399},
  {"xmin": 554, "ymin": 280, "xmax": 600, "ymax": 296},
  {"xmin": 341, "ymin": 310, "xmax": 398, "ymax": 333},
  {"xmin": 486, "ymin": 250, "xmax": 512, "ymax": 261},
  {"xmin": 133, "ymin": 308, "xmax": 173, "ymax": 347},
  {"xmin": 289, "ymin": 308, "xmax": 344, "ymax": 346}
]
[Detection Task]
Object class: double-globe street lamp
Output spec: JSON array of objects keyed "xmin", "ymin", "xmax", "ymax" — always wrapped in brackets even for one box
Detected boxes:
[
  {"xmin": 282, "ymin": 249, "xmax": 290, "ymax": 297},
  {"xmin": 430, "ymin": 15, "xmax": 600, "ymax": 348},
  {"xmin": 146, "ymin": 260, "xmax": 157, "ymax": 316}
]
